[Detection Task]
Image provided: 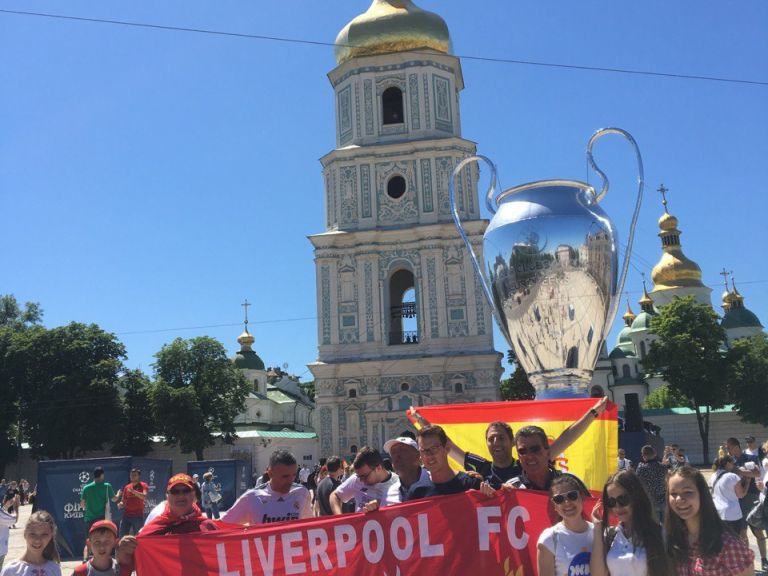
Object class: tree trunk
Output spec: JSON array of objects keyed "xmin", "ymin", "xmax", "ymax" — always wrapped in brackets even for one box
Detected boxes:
[
  {"xmin": 195, "ymin": 448, "xmax": 204, "ymax": 461},
  {"xmin": 693, "ymin": 402, "xmax": 710, "ymax": 465},
  {"xmin": 702, "ymin": 406, "xmax": 710, "ymax": 464}
]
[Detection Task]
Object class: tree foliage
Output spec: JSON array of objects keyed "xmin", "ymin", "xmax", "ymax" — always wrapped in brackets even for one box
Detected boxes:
[
  {"xmin": 8, "ymin": 322, "xmax": 126, "ymax": 459},
  {"xmin": 151, "ymin": 337, "xmax": 249, "ymax": 460},
  {"xmin": 727, "ymin": 333, "xmax": 768, "ymax": 426},
  {"xmin": 643, "ymin": 296, "xmax": 728, "ymax": 463},
  {"xmin": 642, "ymin": 385, "xmax": 690, "ymax": 409},
  {"xmin": 500, "ymin": 349, "xmax": 536, "ymax": 401},
  {"xmin": 0, "ymin": 295, "xmax": 44, "ymax": 470},
  {"xmin": 112, "ymin": 369, "xmax": 157, "ymax": 456}
]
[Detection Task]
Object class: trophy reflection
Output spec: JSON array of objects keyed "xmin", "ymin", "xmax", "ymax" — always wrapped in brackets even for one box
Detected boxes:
[{"xmin": 451, "ymin": 128, "xmax": 643, "ymax": 398}]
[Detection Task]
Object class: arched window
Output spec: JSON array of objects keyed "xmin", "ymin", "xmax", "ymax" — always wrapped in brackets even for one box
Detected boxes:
[
  {"xmin": 350, "ymin": 444, "xmax": 358, "ymax": 455},
  {"xmin": 389, "ymin": 269, "xmax": 418, "ymax": 345},
  {"xmin": 454, "ymin": 382, "xmax": 463, "ymax": 394},
  {"xmin": 612, "ymin": 366, "xmax": 618, "ymax": 377},
  {"xmin": 348, "ymin": 388, "xmax": 357, "ymax": 399},
  {"xmin": 622, "ymin": 365, "xmax": 631, "ymax": 378},
  {"xmin": 382, "ymin": 87, "xmax": 404, "ymax": 125},
  {"xmin": 639, "ymin": 341, "xmax": 647, "ymax": 358}
]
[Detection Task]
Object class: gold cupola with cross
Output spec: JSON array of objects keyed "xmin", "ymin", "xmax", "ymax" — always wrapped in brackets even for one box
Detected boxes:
[{"xmin": 649, "ymin": 185, "xmax": 711, "ymax": 306}]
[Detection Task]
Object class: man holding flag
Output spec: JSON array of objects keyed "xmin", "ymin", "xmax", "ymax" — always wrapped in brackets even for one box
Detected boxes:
[{"xmin": 410, "ymin": 396, "xmax": 608, "ymax": 489}]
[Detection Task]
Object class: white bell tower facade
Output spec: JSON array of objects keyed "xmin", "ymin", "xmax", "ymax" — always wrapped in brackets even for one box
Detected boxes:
[{"xmin": 309, "ymin": 1, "xmax": 502, "ymax": 459}]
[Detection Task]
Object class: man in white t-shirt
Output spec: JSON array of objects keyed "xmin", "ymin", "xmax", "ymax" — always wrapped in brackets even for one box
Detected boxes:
[
  {"xmin": 330, "ymin": 447, "xmax": 400, "ymax": 513},
  {"xmin": 221, "ymin": 450, "xmax": 312, "ymax": 525}
]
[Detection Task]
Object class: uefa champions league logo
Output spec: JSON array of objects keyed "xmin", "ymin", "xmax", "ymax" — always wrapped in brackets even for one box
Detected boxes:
[{"xmin": 79, "ymin": 471, "xmax": 90, "ymax": 484}]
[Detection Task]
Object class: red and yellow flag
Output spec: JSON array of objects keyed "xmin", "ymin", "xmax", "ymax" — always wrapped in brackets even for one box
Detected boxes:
[{"xmin": 408, "ymin": 398, "xmax": 617, "ymax": 493}]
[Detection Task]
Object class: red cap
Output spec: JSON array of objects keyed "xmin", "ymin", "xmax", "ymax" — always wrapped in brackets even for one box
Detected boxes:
[
  {"xmin": 89, "ymin": 520, "xmax": 118, "ymax": 537},
  {"xmin": 167, "ymin": 473, "xmax": 195, "ymax": 491}
]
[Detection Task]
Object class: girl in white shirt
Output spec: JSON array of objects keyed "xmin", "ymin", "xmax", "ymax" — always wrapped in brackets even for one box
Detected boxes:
[
  {"xmin": 591, "ymin": 470, "xmax": 670, "ymax": 576},
  {"xmin": 537, "ymin": 475, "xmax": 594, "ymax": 576},
  {"xmin": 711, "ymin": 456, "xmax": 748, "ymax": 534},
  {"xmin": 0, "ymin": 510, "xmax": 61, "ymax": 576}
]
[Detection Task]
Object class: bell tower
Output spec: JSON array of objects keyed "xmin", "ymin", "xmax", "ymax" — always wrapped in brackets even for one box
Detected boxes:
[{"xmin": 309, "ymin": 0, "xmax": 502, "ymax": 459}]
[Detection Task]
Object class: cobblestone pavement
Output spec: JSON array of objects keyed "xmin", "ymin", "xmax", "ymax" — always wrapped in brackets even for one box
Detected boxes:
[{"xmin": 5, "ymin": 480, "xmax": 766, "ymax": 574}]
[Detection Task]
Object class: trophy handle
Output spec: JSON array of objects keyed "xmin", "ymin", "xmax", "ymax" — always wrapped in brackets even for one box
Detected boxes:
[
  {"xmin": 449, "ymin": 156, "xmax": 509, "ymax": 340},
  {"xmin": 586, "ymin": 127, "xmax": 644, "ymax": 316}
]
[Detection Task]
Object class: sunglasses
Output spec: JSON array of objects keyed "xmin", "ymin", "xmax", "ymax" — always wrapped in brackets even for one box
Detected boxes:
[
  {"xmin": 517, "ymin": 445, "xmax": 543, "ymax": 456},
  {"xmin": 169, "ymin": 486, "xmax": 192, "ymax": 495},
  {"xmin": 551, "ymin": 490, "xmax": 580, "ymax": 505},
  {"xmin": 606, "ymin": 494, "xmax": 631, "ymax": 508}
]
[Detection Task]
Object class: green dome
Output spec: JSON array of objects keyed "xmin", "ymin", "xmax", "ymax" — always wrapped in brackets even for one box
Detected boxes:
[
  {"xmin": 631, "ymin": 311, "xmax": 655, "ymax": 332},
  {"xmin": 722, "ymin": 307, "xmax": 763, "ymax": 330},
  {"xmin": 617, "ymin": 326, "xmax": 632, "ymax": 345},
  {"xmin": 233, "ymin": 350, "xmax": 265, "ymax": 371}
]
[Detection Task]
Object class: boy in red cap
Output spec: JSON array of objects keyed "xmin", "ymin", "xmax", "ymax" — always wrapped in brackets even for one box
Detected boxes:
[{"xmin": 73, "ymin": 520, "xmax": 122, "ymax": 575}]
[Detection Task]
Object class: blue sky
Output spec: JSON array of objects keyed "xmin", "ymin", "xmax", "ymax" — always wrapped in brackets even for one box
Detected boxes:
[{"xmin": 2, "ymin": 1, "xmax": 766, "ymax": 381}]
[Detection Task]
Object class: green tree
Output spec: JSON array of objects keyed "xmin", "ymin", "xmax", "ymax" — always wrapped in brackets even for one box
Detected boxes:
[
  {"xmin": 299, "ymin": 381, "xmax": 316, "ymax": 402},
  {"xmin": 8, "ymin": 322, "xmax": 126, "ymax": 459},
  {"xmin": 0, "ymin": 295, "xmax": 43, "ymax": 471},
  {"xmin": 727, "ymin": 333, "xmax": 768, "ymax": 426},
  {"xmin": 151, "ymin": 337, "xmax": 249, "ymax": 460},
  {"xmin": 643, "ymin": 296, "xmax": 729, "ymax": 463},
  {"xmin": 642, "ymin": 385, "xmax": 690, "ymax": 409},
  {"xmin": 112, "ymin": 369, "xmax": 157, "ymax": 456},
  {"xmin": 500, "ymin": 349, "xmax": 536, "ymax": 401}
]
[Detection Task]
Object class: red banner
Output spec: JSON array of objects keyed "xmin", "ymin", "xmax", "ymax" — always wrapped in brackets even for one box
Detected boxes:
[{"xmin": 135, "ymin": 490, "xmax": 596, "ymax": 575}]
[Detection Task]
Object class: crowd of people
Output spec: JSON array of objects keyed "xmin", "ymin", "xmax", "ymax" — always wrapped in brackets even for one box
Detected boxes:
[{"xmin": 0, "ymin": 399, "xmax": 766, "ymax": 576}]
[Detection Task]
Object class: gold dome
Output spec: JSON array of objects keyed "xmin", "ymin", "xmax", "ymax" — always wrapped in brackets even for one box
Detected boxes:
[
  {"xmin": 237, "ymin": 329, "xmax": 255, "ymax": 351},
  {"xmin": 658, "ymin": 211, "xmax": 678, "ymax": 231},
  {"xmin": 721, "ymin": 289, "xmax": 734, "ymax": 310},
  {"xmin": 651, "ymin": 251, "xmax": 704, "ymax": 290},
  {"xmin": 650, "ymin": 192, "xmax": 705, "ymax": 291},
  {"xmin": 638, "ymin": 284, "xmax": 654, "ymax": 309},
  {"xmin": 335, "ymin": 0, "xmax": 452, "ymax": 65},
  {"xmin": 622, "ymin": 301, "xmax": 636, "ymax": 325}
]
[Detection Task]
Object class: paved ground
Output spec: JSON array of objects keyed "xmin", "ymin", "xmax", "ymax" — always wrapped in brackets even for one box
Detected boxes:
[{"xmin": 5, "ymin": 485, "xmax": 767, "ymax": 574}]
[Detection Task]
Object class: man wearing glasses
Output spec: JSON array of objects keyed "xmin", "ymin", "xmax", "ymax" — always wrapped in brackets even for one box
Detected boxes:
[
  {"xmin": 115, "ymin": 473, "xmax": 218, "ymax": 572},
  {"xmin": 222, "ymin": 449, "xmax": 312, "ymax": 525},
  {"xmin": 330, "ymin": 447, "xmax": 400, "ymax": 514},
  {"xmin": 417, "ymin": 426, "xmax": 481, "ymax": 495},
  {"xmin": 504, "ymin": 426, "xmax": 581, "ymax": 491}
]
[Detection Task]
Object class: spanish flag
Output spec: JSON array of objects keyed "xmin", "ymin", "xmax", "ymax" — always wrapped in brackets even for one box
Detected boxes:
[{"xmin": 408, "ymin": 398, "xmax": 617, "ymax": 493}]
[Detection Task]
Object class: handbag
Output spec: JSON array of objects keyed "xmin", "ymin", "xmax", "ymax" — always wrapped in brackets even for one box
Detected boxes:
[
  {"xmin": 209, "ymin": 491, "xmax": 222, "ymax": 504},
  {"xmin": 746, "ymin": 498, "xmax": 766, "ymax": 529}
]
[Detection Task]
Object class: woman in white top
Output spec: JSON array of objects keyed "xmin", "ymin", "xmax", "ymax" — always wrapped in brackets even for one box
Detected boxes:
[
  {"xmin": 711, "ymin": 456, "xmax": 748, "ymax": 534},
  {"xmin": 591, "ymin": 470, "xmax": 670, "ymax": 576},
  {"xmin": 537, "ymin": 475, "xmax": 594, "ymax": 576}
]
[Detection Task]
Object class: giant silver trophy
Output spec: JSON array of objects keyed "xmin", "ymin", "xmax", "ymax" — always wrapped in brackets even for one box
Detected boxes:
[{"xmin": 450, "ymin": 128, "xmax": 643, "ymax": 399}]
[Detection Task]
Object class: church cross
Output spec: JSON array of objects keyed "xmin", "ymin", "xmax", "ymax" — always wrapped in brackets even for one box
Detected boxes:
[
  {"xmin": 241, "ymin": 299, "xmax": 251, "ymax": 326},
  {"xmin": 719, "ymin": 268, "xmax": 731, "ymax": 291},
  {"xmin": 658, "ymin": 184, "xmax": 669, "ymax": 212}
]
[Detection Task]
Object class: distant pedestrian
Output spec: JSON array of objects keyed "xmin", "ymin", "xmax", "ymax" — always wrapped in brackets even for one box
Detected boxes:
[
  {"xmin": 117, "ymin": 468, "xmax": 148, "ymax": 537},
  {"xmin": 617, "ymin": 449, "xmax": 633, "ymax": 471},
  {"xmin": 200, "ymin": 472, "xmax": 221, "ymax": 520},
  {"xmin": 635, "ymin": 445, "xmax": 667, "ymax": 522}
]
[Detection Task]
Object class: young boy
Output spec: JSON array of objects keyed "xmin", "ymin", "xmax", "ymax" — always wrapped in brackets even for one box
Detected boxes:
[{"xmin": 74, "ymin": 520, "xmax": 121, "ymax": 575}]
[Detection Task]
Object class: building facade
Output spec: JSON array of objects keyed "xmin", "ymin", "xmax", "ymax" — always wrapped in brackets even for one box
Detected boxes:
[{"xmin": 309, "ymin": 0, "xmax": 502, "ymax": 459}]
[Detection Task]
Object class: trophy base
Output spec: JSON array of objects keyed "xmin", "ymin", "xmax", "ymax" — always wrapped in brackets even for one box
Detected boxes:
[{"xmin": 529, "ymin": 370, "xmax": 592, "ymax": 400}]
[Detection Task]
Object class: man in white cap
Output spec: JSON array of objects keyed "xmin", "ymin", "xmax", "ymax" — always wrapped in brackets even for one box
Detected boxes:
[{"xmin": 383, "ymin": 436, "xmax": 435, "ymax": 501}]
